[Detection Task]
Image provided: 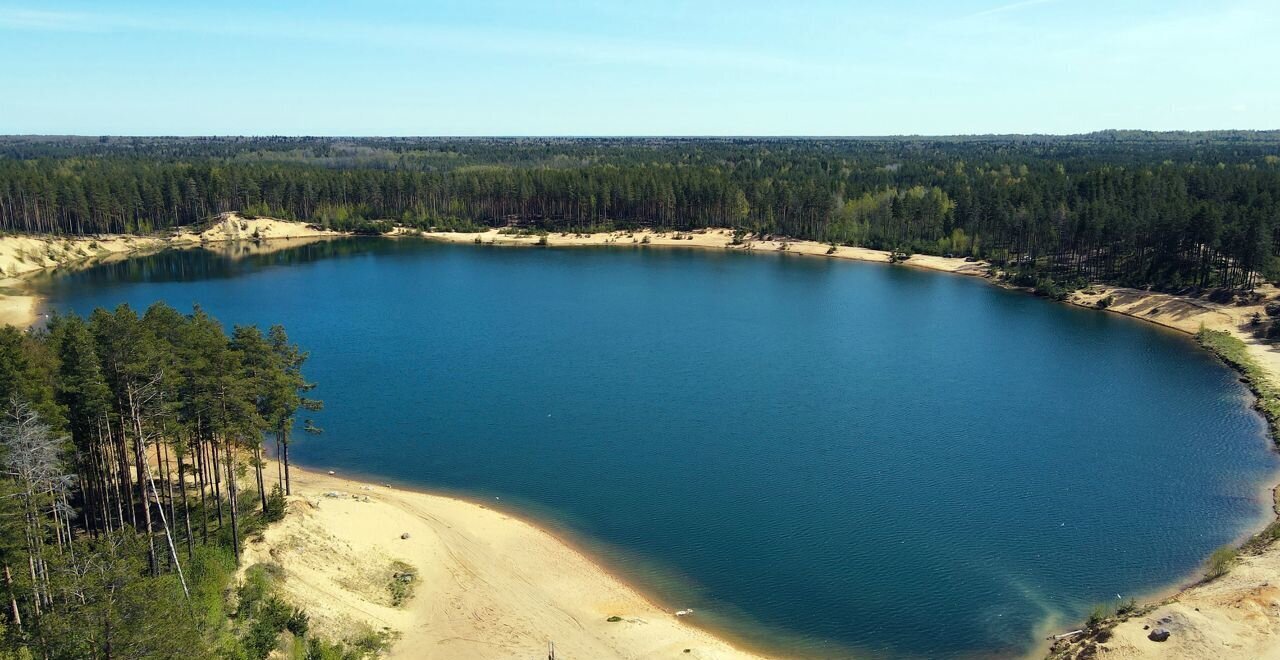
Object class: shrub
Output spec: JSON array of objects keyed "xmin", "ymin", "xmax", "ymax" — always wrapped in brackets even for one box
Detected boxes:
[
  {"xmin": 1096, "ymin": 295, "xmax": 1115, "ymax": 309},
  {"xmin": 1206, "ymin": 545, "xmax": 1238, "ymax": 578},
  {"xmin": 1208, "ymin": 288, "xmax": 1235, "ymax": 304},
  {"xmin": 1032, "ymin": 277, "xmax": 1069, "ymax": 301},
  {"xmin": 264, "ymin": 484, "xmax": 287, "ymax": 523},
  {"xmin": 388, "ymin": 561, "xmax": 417, "ymax": 607},
  {"xmin": 1085, "ymin": 603, "xmax": 1110, "ymax": 627},
  {"xmin": 237, "ymin": 565, "xmax": 274, "ymax": 617},
  {"xmin": 286, "ymin": 608, "xmax": 310, "ymax": 637}
]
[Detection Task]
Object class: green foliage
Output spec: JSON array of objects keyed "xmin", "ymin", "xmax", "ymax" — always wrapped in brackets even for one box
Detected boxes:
[
  {"xmin": 232, "ymin": 564, "xmax": 353, "ymax": 659},
  {"xmin": 0, "ymin": 302, "xmax": 337, "ymax": 660},
  {"xmin": 1085, "ymin": 603, "xmax": 1110, "ymax": 628},
  {"xmin": 3, "ymin": 134, "xmax": 1280, "ymax": 290},
  {"xmin": 1205, "ymin": 545, "xmax": 1238, "ymax": 579},
  {"xmin": 286, "ymin": 608, "xmax": 310, "ymax": 638},
  {"xmin": 1196, "ymin": 328, "xmax": 1280, "ymax": 437},
  {"xmin": 496, "ymin": 227, "xmax": 547, "ymax": 237},
  {"xmin": 387, "ymin": 561, "xmax": 417, "ymax": 607},
  {"xmin": 1195, "ymin": 329, "xmax": 1280, "ymax": 559},
  {"xmin": 265, "ymin": 484, "xmax": 287, "ymax": 522},
  {"xmin": 1007, "ymin": 270, "xmax": 1081, "ymax": 301}
]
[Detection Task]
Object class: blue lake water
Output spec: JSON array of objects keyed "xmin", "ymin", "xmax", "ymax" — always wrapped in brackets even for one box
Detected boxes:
[{"xmin": 33, "ymin": 238, "xmax": 1279, "ymax": 658}]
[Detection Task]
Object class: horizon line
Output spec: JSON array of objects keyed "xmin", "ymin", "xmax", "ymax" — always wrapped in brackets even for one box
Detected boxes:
[{"xmin": 4, "ymin": 129, "xmax": 1280, "ymax": 140}]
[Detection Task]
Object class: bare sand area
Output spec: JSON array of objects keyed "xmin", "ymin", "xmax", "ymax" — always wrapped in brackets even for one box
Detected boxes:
[
  {"xmin": 418, "ymin": 227, "xmax": 990, "ymax": 277},
  {"xmin": 241, "ymin": 463, "xmax": 766, "ymax": 660}
]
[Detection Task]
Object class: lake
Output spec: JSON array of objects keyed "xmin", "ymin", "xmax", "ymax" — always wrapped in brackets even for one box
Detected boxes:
[{"xmin": 33, "ymin": 238, "xmax": 1280, "ymax": 658}]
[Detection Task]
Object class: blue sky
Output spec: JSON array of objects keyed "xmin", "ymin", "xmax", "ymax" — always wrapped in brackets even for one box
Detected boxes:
[{"xmin": 0, "ymin": 0, "xmax": 1275, "ymax": 135}]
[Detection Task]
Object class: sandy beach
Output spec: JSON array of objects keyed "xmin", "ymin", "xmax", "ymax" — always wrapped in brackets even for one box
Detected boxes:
[
  {"xmin": 241, "ymin": 462, "xmax": 766, "ymax": 660},
  {"xmin": 417, "ymin": 227, "xmax": 991, "ymax": 278}
]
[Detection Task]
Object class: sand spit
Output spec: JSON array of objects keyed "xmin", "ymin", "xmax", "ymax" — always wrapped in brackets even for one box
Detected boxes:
[{"xmin": 240, "ymin": 463, "xmax": 766, "ymax": 660}]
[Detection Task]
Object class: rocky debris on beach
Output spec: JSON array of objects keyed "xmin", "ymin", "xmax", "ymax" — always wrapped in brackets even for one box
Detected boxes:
[
  {"xmin": 401, "ymin": 532, "xmax": 411, "ymax": 539},
  {"xmin": 1148, "ymin": 627, "xmax": 1170, "ymax": 642}
]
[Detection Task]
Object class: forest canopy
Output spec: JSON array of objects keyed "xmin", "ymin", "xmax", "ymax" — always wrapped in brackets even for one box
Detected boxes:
[
  {"xmin": 0, "ymin": 303, "xmax": 377, "ymax": 659},
  {"xmin": 1, "ymin": 133, "xmax": 1279, "ymax": 289}
]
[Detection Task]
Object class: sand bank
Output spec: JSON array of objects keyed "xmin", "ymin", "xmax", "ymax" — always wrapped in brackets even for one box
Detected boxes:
[
  {"xmin": 0, "ymin": 214, "xmax": 339, "ymax": 327},
  {"xmin": 240, "ymin": 463, "xmax": 765, "ymax": 660},
  {"xmin": 418, "ymin": 227, "xmax": 990, "ymax": 277}
]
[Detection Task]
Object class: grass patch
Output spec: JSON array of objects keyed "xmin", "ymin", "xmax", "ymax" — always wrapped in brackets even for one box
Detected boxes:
[
  {"xmin": 388, "ymin": 561, "xmax": 417, "ymax": 607},
  {"xmin": 1195, "ymin": 327, "xmax": 1280, "ymax": 440},
  {"xmin": 1085, "ymin": 603, "xmax": 1111, "ymax": 628}
]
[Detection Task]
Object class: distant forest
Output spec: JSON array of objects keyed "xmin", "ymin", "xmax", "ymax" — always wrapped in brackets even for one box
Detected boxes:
[{"xmin": 1, "ymin": 132, "xmax": 1279, "ymax": 289}]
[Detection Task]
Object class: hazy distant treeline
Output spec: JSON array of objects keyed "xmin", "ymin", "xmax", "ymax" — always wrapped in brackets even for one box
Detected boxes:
[{"xmin": 1, "ymin": 134, "xmax": 1279, "ymax": 289}]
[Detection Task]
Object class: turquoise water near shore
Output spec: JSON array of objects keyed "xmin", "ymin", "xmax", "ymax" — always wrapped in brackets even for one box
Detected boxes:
[{"xmin": 34, "ymin": 238, "xmax": 1280, "ymax": 658}]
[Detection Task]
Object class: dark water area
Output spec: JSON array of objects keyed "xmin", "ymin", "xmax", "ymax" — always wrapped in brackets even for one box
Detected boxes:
[{"xmin": 34, "ymin": 238, "xmax": 1279, "ymax": 658}]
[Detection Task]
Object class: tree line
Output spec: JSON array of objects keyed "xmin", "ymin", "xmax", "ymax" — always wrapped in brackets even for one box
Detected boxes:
[
  {"xmin": 0, "ymin": 303, "xmax": 380, "ymax": 659},
  {"xmin": 1, "ymin": 135, "xmax": 1279, "ymax": 289}
]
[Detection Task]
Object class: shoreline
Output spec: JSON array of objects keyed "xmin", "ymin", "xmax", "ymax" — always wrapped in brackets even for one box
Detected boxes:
[
  {"xmin": 245, "ymin": 460, "xmax": 773, "ymax": 659},
  {"xmin": 0, "ymin": 214, "xmax": 341, "ymax": 327},
  {"xmin": 8, "ymin": 220, "xmax": 1280, "ymax": 657},
  {"xmin": 391, "ymin": 227, "xmax": 1280, "ymax": 659}
]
